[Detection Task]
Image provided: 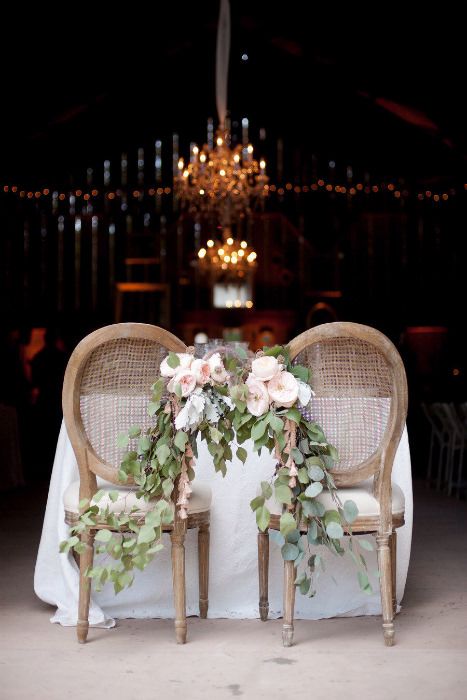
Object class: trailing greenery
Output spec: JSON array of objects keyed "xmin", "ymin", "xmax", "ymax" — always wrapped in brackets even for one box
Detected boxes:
[{"xmin": 61, "ymin": 344, "xmax": 374, "ymax": 598}]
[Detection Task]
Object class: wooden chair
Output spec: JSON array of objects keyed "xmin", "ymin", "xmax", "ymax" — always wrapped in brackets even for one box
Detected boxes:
[
  {"xmin": 257, "ymin": 322, "xmax": 408, "ymax": 646},
  {"xmin": 62, "ymin": 323, "xmax": 211, "ymax": 644}
]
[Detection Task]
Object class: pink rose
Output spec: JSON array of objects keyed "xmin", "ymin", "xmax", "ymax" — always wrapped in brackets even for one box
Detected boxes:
[
  {"xmin": 246, "ymin": 376, "xmax": 270, "ymax": 417},
  {"xmin": 267, "ymin": 370, "xmax": 299, "ymax": 408},
  {"xmin": 168, "ymin": 369, "xmax": 197, "ymax": 397},
  {"xmin": 208, "ymin": 352, "xmax": 229, "ymax": 383},
  {"xmin": 191, "ymin": 359, "xmax": 211, "ymax": 385},
  {"xmin": 251, "ymin": 355, "xmax": 280, "ymax": 381}
]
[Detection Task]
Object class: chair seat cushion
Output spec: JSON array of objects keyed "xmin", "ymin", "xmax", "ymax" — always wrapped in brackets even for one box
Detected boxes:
[
  {"xmin": 266, "ymin": 480, "xmax": 404, "ymax": 517},
  {"xmin": 63, "ymin": 479, "xmax": 212, "ymax": 516}
]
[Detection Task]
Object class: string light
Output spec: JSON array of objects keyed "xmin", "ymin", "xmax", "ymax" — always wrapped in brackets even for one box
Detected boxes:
[{"xmin": 0, "ymin": 179, "xmax": 460, "ymax": 204}]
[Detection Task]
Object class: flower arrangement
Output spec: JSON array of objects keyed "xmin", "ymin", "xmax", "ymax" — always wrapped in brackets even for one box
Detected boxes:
[{"xmin": 61, "ymin": 344, "xmax": 373, "ymax": 598}]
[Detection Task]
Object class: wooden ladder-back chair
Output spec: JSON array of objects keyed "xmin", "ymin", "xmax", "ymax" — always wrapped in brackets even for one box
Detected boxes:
[
  {"xmin": 62, "ymin": 323, "xmax": 211, "ymax": 644},
  {"xmin": 258, "ymin": 322, "xmax": 408, "ymax": 646}
]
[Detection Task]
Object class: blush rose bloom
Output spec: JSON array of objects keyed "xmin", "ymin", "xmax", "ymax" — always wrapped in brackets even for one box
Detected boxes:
[
  {"xmin": 251, "ymin": 355, "xmax": 280, "ymax": 381},
  {"xmin": 160, "ymin": 352, "xmax": 193, "ymax": 377},
  {"xmin": 208, "ymin": 352, "xmax": 229, "ymax": 383},
  {"xmin": 168, "ymin": 369, "xmax": 197, "ymax": 397},
  {"xmin": 246, "ymin": 376, "xmax": 270, "ymax": 417},
  {"xmin": 267, "ymin": 370, "xmax": 299, "ymax": 408},
  {"xmin": 191, "ymin": 358, "xmax": 211, "ymax": 386}
]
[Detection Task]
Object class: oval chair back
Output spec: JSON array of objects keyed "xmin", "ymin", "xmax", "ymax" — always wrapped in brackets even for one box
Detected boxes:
[{"xmin": 62, "ymin": 323, "xmax": 185, "ymax": 497}]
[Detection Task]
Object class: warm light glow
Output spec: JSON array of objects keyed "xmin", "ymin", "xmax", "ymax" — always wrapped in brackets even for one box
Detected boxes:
[
  {"xmin": 245, "ymin": 300, "xmax": 253, "ymax": 308},
  {"xmin": 199, "ymin": 189, "xmax": 205, "ymax": 195},
  {"xmin": 200, "ymin": 153, "xmax": 207, "ymax": 163},
  {"xmin": 260, "ymin": 160, "xmax": 266, "ymax": 169},
  {"xmin": 178, "ymin": 158, "xmax": 184, "ymax": 170},
  {"xmin": 192, "ymin": 145, "xmax": 199, "ymax": 155},
  {"xmin": 247, "ymin": 144, "xmax": 253, "ymax": 154},
  {"xmin": 183, "ymin": 170, "xmax": 189, "ymax": 178},
  {"xmin": 198, "ymin": 248, "xmax": 207, "ymax": 258},
  {"xmin": 226, "ymin": 237, "xmax": 234, "ymax": 245},
  {"xmin": 226, "ymin": 300, "xmax": 233, "ymax": 308},
  {"xmin": 238, "ymin": 249, "xmax": 245, "ymax": 257},
  {"xmin": 218, "ymin": 248, "xmax": 225, "ymax": 256},
  {"xmin": 219, "ymin": 169, "xmax": 226, "ymax": 177},
  {"xmin": 224, "ymin": 255, "xmax": 231, "ymax": 263},
  {"xmin": 217, "ymin": 137, "xmax": 223, "ymax": 146},
  {"xmin": 207, "ymin": 239, "xmax": 214, "ymax": 247},
  {"xmin": 240, "ymin": 241, "xmax": 247, "ymax": 249},
  {"xmin": 233, "ymin": 154, "xmax": 240, "ymax": 163},
  {"xmin": 234, "ymin": 299, "xmax": 242, "ymax": 308}
]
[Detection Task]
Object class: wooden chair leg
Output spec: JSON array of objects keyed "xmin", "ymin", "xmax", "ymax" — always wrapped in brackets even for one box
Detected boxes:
[
  {"xmin": 258, "ymin": 530, "xmax": 269, "ymax": 621},
  {"xmin": 390, "ymin": 530, "xmax": 397, "ymax": 617},
  {"xmin": 171, "ymin": 523, "xmax": 187, "ymax": 644},
  {"xmin": 77, "ymin": 530, "xmax": 95, "ymax": 644},
  {"xmin": 282, "ymin": 560, "xmax": 296, "ymax": 647},
  {"xmin": 198, "ymin": 523, "xmax": 209, "ymax": 619},
  {"xmin": 376, "ymin": 533, "xmax": 395, "ymax": 646}
]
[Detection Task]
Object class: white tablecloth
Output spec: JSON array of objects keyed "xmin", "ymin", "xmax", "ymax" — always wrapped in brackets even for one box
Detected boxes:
[{"xmin": 34, "ymin": 421, "xmax": 412, "ymax": 626}]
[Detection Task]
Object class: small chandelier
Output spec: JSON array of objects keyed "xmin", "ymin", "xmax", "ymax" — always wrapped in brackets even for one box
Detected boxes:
[
  {"xmin": 175, "ymin": 130, "xmax": 268, "ymax": 219},
  {"xmin": 197, "ymin": 225, "xmax": 257, "ymax": 273}
]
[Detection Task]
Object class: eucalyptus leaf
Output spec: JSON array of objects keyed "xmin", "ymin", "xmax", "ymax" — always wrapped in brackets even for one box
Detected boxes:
[
  {"xmin": 281, "ymin": 542, "xmax": 299, "ymax": 561},
  {"xmin": 260, "ymin": 481, "xmax": 272, "ymax": 499},
  {"xmin": 305, "ymin": 482, "xmax": 323, "ymax": 498},
  {"xmin": 95, "ymin": 529, "xmax": 113, "ymax": 543},
  {"xmin": 343, "ymin": 499, "xmax": 359, "ymax": 524},
  {"xmin": 279, "ymin": 511, "xmax": 296, "ymax": 538},
  {"xmin": 174, "ymin": 430, "xmax": 188, "ymax": 451},
  {"xmin": 167, "ymin": 352, "xmax": 180, "ymax": 369},
  {"xmin": 250, "ymin": 496, "xmax": 265, "ymax": 511},
  {"xmin": 256, "ymin": 505, "xmax": 270, "ymax": 532},
  {"xmin": 326, "ymin": 521, "xmax": 344, "ymax": 539},
  {"xmin": 359, "ymin": 538, "xmax": 374, "ymax": 551},
  {"xmin": 274, "ymin": 483, "xmax": 292, "ymax": 505},
  {"xmin": 117, "ymin": 433, "xmax": 129, "ymax": 449},
  {"xmin": 236, "ymin": 446, "xmax": 247, "ymax": 464}
]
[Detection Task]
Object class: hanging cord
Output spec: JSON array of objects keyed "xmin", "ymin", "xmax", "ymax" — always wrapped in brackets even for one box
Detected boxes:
[{"xmin": 216, "ymin": 0, "xmax": 230, "ymax": 129}]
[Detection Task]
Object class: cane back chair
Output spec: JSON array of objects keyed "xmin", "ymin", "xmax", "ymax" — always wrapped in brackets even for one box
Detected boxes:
[
  {"xmin": 258, "ymin": 322, "xmax": 408, "ymax": 646},
  {"xmin": 62, "ymin": 323, "xmax": 211, "ymax": 644}
]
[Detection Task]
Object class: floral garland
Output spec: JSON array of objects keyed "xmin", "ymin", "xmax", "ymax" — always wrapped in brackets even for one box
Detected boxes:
[{"xmin": 61, "ymin": 344, "xmax": 374, "ymax": 598}]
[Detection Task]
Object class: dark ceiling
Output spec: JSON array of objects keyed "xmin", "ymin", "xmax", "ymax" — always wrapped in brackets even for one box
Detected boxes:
[{"xmin": 1, "ymin": 3, "xmax": 465, "ymax": 186}]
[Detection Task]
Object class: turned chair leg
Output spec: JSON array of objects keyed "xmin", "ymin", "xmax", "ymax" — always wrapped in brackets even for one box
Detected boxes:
[
  {"xmin": 282, "ymin": 560, "xmax": 296, "ymax": 647},
  {"xmin": 376, "ymin": 533, "xmax": 395, "ymax": 646},
  {"xmin": 258, "ymin": 530, "xmax": 269, "ymax": 621},
  {"xmin": 390, "ymin": 529, "xmax": 397, "ymax": 617},
  {"xmin": 171, "ymin": 523, "xmax": 187, "ymax": 644},
  {"xmin": 198, "ymin": 523, "xmax": 210, "ymax": 619},
  {"xmin": 77, "ymin": 530, "xmax": 95, "ymax": 644}
]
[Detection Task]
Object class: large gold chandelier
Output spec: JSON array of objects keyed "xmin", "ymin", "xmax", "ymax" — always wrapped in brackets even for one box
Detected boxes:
[{"xmin": 175, "ymin": 130, "xmax": 268, "ymax": 218}]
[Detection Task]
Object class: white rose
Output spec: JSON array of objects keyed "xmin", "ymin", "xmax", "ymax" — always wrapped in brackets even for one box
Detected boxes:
[
  {"xmin": 251, "ymin": 355, "xmax": 279, "ymax": 381},
  {"xmin": 191, "ymin": 358, "xmax": 211, "ymax": 385},
  {"xmin": 160, "ymin": 352, "xmax": 193, "ymax": 377},
  {"xmin": 297, "ymin": 379, "xmax": 312, "ymax": 408},
  {"xmin": 267, "ymin": 370, "xmax": 299, "ymax": 408},
  {"xmin": 208, "ymin": 352, "xmax": 229, "ymax": 383}
]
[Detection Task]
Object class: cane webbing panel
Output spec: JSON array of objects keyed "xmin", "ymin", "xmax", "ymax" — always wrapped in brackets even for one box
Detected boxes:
[
  {"xmin": 80, "ymin": 338, "xmax": 165, "ymax": 468},
  {"xmin": 296, "ymin": 337, "xmax": 393, "ymax": 472}
]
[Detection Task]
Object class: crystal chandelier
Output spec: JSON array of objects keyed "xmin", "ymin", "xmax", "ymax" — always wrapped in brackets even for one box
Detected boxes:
[
  {"xmin": 174, "ymin": 0, "xmax": 268, "ymax": 223},
  {"xmin": 175, "ymin": 131, "xmax": 268, "ymax": 219},
  {"xmin": 197, "ymin": 226, "xmax": 257, "ymax": 272}
]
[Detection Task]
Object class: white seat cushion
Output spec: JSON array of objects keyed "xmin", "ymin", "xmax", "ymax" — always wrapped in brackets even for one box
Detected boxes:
[
  {"xmin": 64, "ymin": 479, "xmax": 212, "ymax": 516},
  {"xmin": 266, "ymin": 480, "xmax": 404, "ymax": 517}
]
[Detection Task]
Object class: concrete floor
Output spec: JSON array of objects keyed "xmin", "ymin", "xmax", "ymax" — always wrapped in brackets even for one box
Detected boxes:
[{"xmin": 1, "ymin": 482, "xmax": 466, "ymax": 700}]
